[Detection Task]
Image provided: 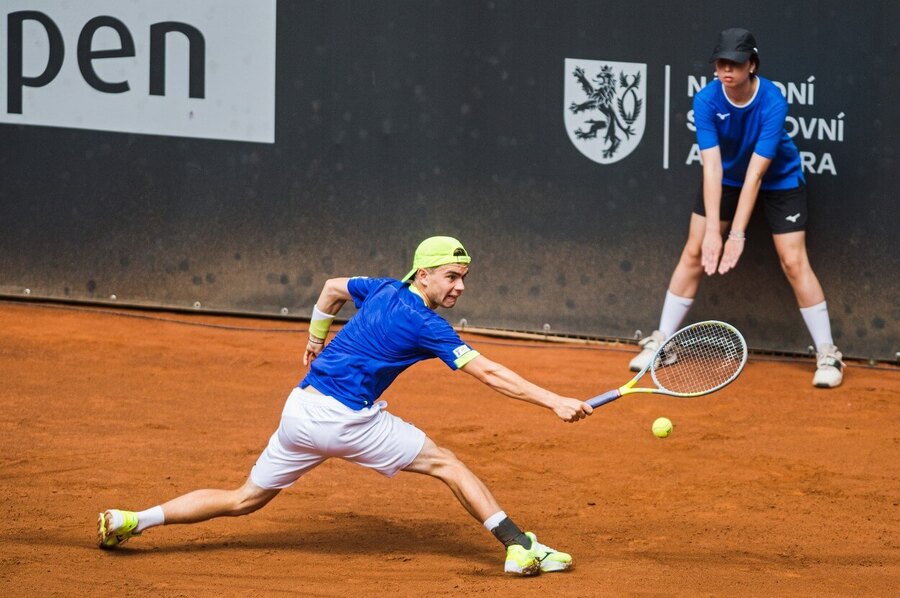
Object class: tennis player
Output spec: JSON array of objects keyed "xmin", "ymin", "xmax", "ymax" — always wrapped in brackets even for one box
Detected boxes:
[
  {"xmin": 630, "ymin": 28, "xmax": 844, "ymax": 388},
  {"xmin": 98, "ymin": 236, "xmax": 591, "ymax": 576}
]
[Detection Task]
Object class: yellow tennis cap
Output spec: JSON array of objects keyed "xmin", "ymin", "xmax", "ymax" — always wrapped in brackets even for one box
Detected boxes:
[{"xmin": 402, "ymin": 236, "xmax": 471, "ymax": 281}]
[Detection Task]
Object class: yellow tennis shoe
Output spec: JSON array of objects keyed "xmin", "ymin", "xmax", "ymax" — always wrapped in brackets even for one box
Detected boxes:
[
  {"xmin": 504, "ymin": 532, "xmax": 572, "ymax": 575},
  {"xmin": 97, "ymin": 509, "xmax": 141, "ymax": 549}
]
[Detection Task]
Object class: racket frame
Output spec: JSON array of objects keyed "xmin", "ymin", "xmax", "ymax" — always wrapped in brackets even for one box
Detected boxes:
[{"xmin": 588, "ymin": 320, "xmax": 747, "ymax": 408}]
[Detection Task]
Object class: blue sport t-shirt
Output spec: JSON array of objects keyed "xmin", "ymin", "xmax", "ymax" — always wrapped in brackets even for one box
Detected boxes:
[
  {"xmin": 300, "ymin": 277, "xmax": 480, "ymax": 410},
  {"xmin": 693, "ymin": 75, "xmax": 805, "ymax": 190}
]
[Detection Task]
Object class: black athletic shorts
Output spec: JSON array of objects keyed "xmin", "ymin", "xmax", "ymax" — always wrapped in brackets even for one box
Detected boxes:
[{"xmin": 693, "ymin": 184, "xmax": 808, "ymax": 234}]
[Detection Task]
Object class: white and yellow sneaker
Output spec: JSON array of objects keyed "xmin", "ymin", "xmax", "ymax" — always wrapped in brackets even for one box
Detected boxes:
[
  {"xmin": 97, "ymin": 509, "xmax": 141, "ymax": 549},
  {"xmin": 504, "ymin": 532, "xmax": 572, "ymax": 575}
]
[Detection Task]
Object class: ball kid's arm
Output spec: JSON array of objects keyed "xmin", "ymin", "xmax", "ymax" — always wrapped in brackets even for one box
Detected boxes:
[
  {"xmin": 718, "ymin": 152, "xmax": 771, "ymax": 274},
  {"xmin": 700, "ymin": 146, "xmax": 725, "ymax": 276}
]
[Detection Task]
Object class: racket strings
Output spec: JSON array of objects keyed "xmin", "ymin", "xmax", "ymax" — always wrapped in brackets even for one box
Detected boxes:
[{"xmin": 651, "ymin": 323, "xmax": 746, "ymax": 394}]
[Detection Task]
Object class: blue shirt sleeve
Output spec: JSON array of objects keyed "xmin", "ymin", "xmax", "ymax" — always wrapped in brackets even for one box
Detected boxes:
[
  {"xmin": 418, "ymin": 315, "xmax": 479, "ymax": 370},
  {"xmin": 347, "ymin": 276, "xmax": 379, "ymax": 308},
  {"xmin": 753, "ymin": 93, "xmax": 788, "ymax": 159},
  {"xmin": 693, "ymin": 92, "xmax": 720, "ymax": 151}
]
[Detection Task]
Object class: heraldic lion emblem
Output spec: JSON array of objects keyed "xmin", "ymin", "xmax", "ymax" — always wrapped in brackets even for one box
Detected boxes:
[{"xmin": 569, "ymin": 65, "xmax": 643, "ymax": 159}]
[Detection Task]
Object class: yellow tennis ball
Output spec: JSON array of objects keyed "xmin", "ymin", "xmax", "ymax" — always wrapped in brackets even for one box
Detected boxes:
[{"xmin": 652, "ymin": 417, "xmax": 673, "ymax": 438}]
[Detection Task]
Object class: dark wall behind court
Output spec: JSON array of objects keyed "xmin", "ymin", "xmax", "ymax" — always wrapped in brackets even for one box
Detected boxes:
[{"xmin": 1, "ymin": 1, "xmax": 897, "ymax": 360}]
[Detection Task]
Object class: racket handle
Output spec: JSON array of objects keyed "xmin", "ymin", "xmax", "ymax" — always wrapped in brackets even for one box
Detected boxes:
[{"xmin": 587, "ymin": 389, "xmax": 622, "ymax": 408}]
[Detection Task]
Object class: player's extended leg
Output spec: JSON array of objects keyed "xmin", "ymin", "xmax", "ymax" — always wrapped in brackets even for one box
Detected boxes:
[
  {"xmin": 98, "ymin": 478, "xmax": 280, "ymax": 549},
  {"xmin": 630, "ymin": 214, "xmax": 728, "ymax": 371},
  {"xmin": 159, "ymin": 477, "xmax": 280, "ymax": 523},
  {"xmin": 772, "ymin": 231, "xmax": 844, "ymax": 387},
  {"xmin": 402, "ymin": 437, "xmax": 572, "ymax": 575}
]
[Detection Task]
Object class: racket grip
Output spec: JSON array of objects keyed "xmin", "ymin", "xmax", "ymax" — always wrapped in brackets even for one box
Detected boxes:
[{"xmin": 587, "ymin": 389, "xmax": 622, "ymax": 408}]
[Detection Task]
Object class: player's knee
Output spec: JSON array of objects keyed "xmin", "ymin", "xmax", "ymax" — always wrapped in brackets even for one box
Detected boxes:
[
  {"xmin": 228, "ymin": 498, "xmax": 265, "ymax": 517},
  {"xmin": 430, "ymin": 446, "xmax": 466, "ymax": 480},
  {"xmin": 436, "ymin": 445, "xmax": 461, "ymax": 466},
  {"xmin": 229, "ymin": 486, "xmax": 276, "ymax": 516}
]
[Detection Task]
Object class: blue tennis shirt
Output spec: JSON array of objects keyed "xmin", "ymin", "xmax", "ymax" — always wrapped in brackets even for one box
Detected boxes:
[
  {"xmin": 693, "ymin": 75, "xmax": 804, "ymax": 190},
  {"xmin": 300, "ymin": 277, "xmax": 480, "ymax": 410}
]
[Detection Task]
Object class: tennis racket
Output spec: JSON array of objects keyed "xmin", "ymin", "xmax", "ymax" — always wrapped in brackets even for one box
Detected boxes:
[{"xmin": 588, "ymin": 320, "xmax": 747, "ymax": 408}]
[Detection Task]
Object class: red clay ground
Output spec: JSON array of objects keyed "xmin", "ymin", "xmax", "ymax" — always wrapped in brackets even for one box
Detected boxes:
[{"xmin": 0, "ymin": 300, "xmax": 898, "ymax": 596}]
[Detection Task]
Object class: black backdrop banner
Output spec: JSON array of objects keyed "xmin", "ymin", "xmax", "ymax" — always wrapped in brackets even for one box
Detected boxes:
[{"xmin": 1, "ymin": 1, "xmax": 897, "ymax": 359}]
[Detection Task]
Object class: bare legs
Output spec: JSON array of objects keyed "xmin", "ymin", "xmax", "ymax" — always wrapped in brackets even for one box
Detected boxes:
[
  {"xmin": 667, "ymin": 214, "xmax": 825, "ymax": 308},
  {"xmin": 668, "ymin": 214, "xmax": 728, "ymax": 297},
  {"xmin": 402, "ymin": 437, "xmax": 501, "ymax": 523},
  {"xmin": 771, "ymin": 231, "xmax": 826, "ymax": 307},
  {"xmin": 163, "ymin": 437, "xmax": 505, "ymax": 529},
  {"xmin": 159, "ymin": 477, "xmax": 281, "ymax": 524},
  {"xmin": 139, "ymin": 436, "xmax": 500, "ymax": 530}
]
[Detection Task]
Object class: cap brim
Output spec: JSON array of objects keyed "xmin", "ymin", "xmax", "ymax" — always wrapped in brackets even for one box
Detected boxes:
[
  {"xmin": 402, "ymin": 267, "xmax": 417, "ymax": 282},
  {"xmin": 709, "ymin": 50, "xmax": 752, "ymax": 63}
]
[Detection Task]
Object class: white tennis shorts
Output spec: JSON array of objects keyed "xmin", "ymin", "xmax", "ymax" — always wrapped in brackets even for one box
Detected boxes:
[{"xmin": 250, "ymin": 387, "xmax": 426, "ymax": 489}]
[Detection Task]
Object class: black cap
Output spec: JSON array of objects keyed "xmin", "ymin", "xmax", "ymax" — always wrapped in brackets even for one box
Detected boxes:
[{"xmin": 709, "ymin": 28, "xmax": 758, "ymax": 63}]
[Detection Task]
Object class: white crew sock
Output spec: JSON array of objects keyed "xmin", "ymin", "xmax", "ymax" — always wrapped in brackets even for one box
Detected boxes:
[
  {"xmin": 483, "ymin": 510, "xmax": 507, "ymax": 531},
  {"xmin": 135, "ymin": 505, "xmax": 166, "ymax": 533},
  {"xmin": 799, "ymin": 300, "xmax": 834, "ymax": 350},
  {"xmin": 659, "ymin": 290, "xmax": 694, "ymax": 339}
]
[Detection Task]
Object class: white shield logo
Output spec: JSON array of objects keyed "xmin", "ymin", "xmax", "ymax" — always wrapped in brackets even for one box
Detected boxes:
[{"xmin": 564, "ymin": 58, "xmax": 646, "ymax": 164}]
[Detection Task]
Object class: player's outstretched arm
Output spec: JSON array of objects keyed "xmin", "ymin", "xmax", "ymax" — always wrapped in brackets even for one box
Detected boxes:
[
  {"xmin": 461, "ymin": 355, "xmax": 592, "ymax": 422},
  {"xmin": 304, "ymin": 277, "xmax": 352, "ymax": 366}
]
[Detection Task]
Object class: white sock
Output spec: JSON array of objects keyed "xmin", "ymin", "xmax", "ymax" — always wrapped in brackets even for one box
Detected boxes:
[
  {"xmin": 658, "ymin": 290, "xmax": 694, "ymax": 338},
  {"xmin": 483, "ymin": 510, "xmax": 507, "ymax": 531},
  {"xmin": 135, "ymin": 505, "xmax": 166, "ymax": 533},
  {"xmin": 799, "ymin": 301, "xmax": 834, "ymax": 350}
]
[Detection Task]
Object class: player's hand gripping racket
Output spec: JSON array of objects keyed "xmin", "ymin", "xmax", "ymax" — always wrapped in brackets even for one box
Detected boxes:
[{"xmin": 589, "ymin": 320, "xmax": 747, "ymax": 408}]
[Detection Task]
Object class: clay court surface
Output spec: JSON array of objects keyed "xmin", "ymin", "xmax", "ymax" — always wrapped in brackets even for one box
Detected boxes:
[{"xmin": 1, "ymin": 300, "xmax": 897, "ymax": 596}]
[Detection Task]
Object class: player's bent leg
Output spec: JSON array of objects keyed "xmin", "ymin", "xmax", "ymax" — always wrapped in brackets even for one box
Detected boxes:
[
  {"xmin": 403, "ymin": 437, "xmax": 501, "ymax": 523},
  {"xmin": 404, "ymin": 439, "xmax": 573, "ymax": 575}
]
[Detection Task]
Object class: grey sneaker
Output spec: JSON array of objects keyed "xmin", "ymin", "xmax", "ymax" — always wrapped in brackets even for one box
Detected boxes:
[
  {"xmin": 812, "ymin": 344, "xmax": 844, "ymax": 388},
  {"xmin": 629, "ymin": 330, "xmax": 666, "ymax": 372}
]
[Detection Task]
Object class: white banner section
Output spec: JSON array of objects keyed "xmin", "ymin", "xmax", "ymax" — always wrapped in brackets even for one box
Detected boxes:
[{"xmin": 1, "ymin": 0, "xmax": 276, "ymax": 143}]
